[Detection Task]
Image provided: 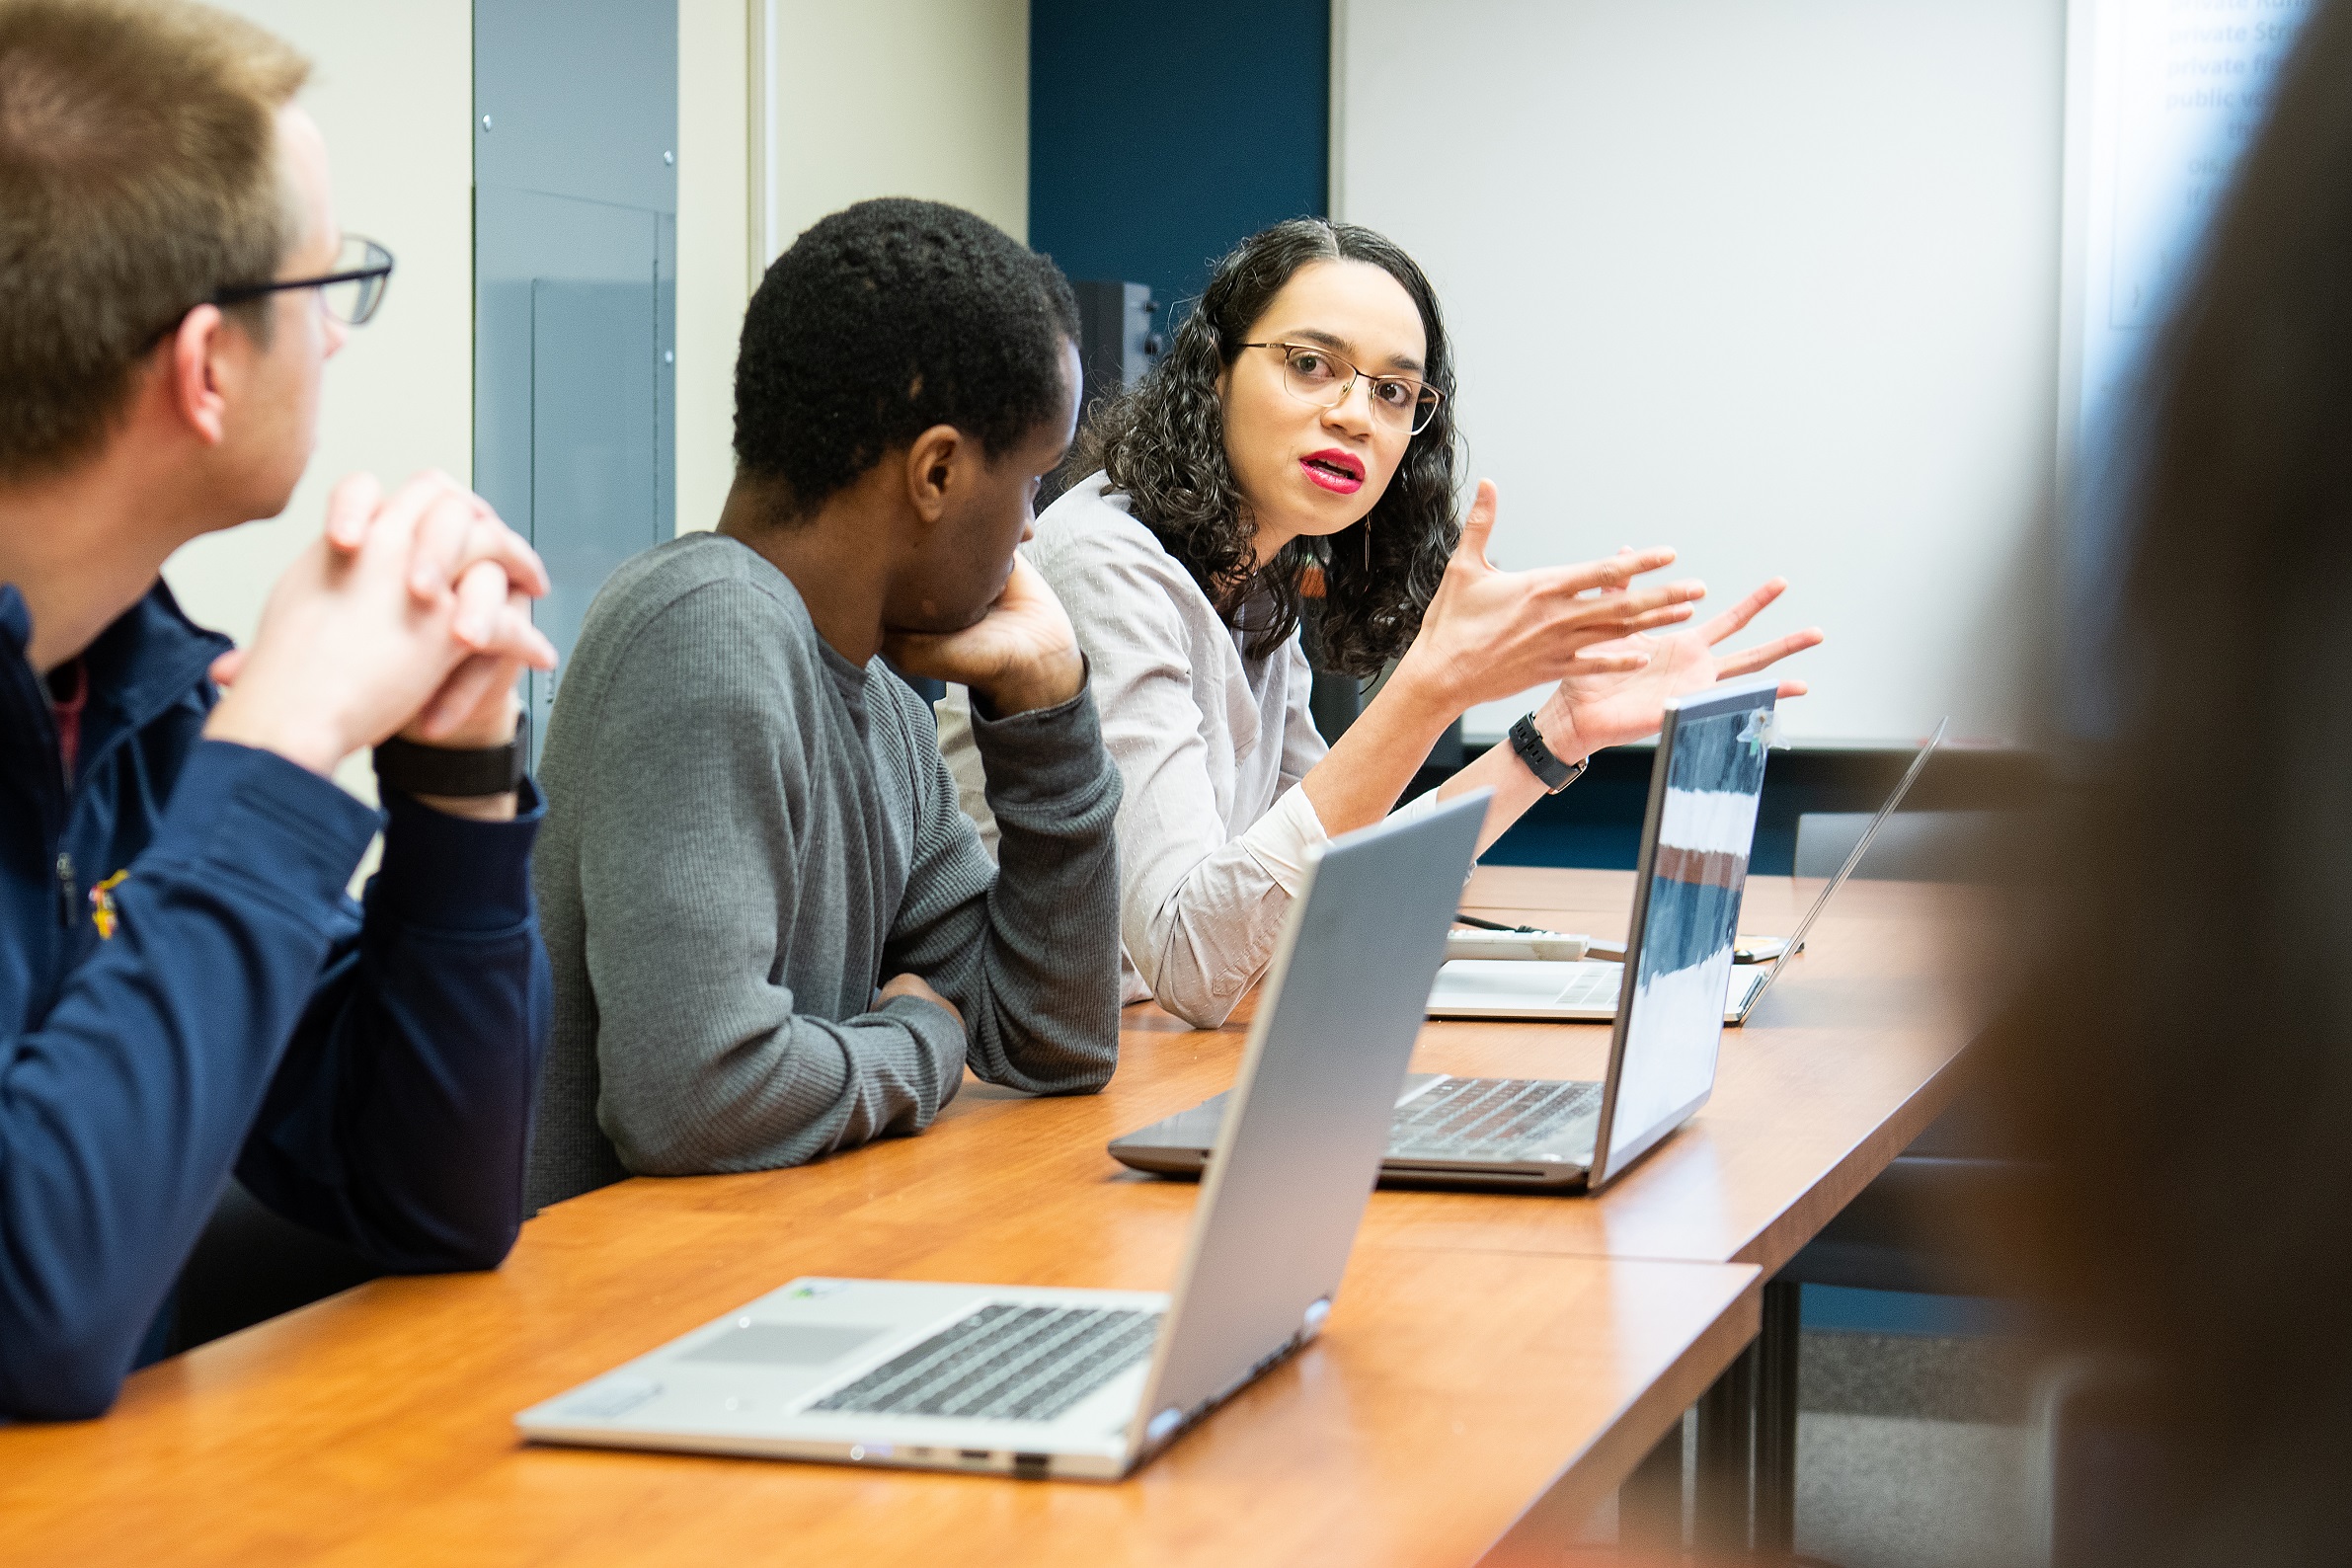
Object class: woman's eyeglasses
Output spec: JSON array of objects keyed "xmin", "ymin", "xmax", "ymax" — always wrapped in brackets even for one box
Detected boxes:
[
  {"xmin": 1238, "ymin": 340, "xmax": 1444, "ymax": 435},
  {"xmin": 211, "ymin": 234, "xmax": 395, "ymax": 326}
]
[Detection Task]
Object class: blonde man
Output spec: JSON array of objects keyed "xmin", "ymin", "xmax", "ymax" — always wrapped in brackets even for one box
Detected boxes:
[{"xmin": 0, "ymin": 0, "xmax": 555, "ymax": 1419}]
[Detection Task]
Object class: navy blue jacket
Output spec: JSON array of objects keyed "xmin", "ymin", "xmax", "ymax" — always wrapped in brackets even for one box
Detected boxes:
[{"xmin": 0, "ymin": 582, "xmax": 551, "ymax": 1420}]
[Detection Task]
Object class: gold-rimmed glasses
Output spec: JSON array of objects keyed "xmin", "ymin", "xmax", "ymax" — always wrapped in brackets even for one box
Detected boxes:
[{"xmin": 1238, "ymin": 340, "xmax": 1444, "ymax": 435}]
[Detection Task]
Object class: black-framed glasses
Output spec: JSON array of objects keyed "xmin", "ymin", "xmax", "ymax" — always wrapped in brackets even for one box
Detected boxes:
[
  {"xmin": 212, "ymin": 234, "xmax": 395, "ymax": 326},
  {"xmin": 1238, "ymin": 340, "xmax": 1444, "ymax": 435}
]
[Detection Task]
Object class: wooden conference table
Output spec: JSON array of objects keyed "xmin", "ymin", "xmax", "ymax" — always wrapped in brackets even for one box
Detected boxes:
[{"xmin": 0, "ymin": 868, "xmax": 1987, "ymax": 1567}]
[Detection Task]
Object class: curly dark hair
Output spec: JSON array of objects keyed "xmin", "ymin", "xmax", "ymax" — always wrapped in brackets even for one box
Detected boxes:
[
  {"xmin": 735, "ymin": 197, "xmax": 1079, "ymax": 521},
  {"xmin": 1069, "ymin": 217, "xmax": 1460, "ymax": 679}
]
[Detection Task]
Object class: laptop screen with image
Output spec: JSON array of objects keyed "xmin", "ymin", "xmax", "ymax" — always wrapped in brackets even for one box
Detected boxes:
[{"xmin": 1599, "ymin": 686, "xmax": 1774, "ymax": 1179}]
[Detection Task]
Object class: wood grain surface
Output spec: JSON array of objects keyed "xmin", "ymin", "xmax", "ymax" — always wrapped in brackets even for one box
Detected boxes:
[{"xmin": 0, "ymin": 868, "xmax": 1980, "ymax": 1566}]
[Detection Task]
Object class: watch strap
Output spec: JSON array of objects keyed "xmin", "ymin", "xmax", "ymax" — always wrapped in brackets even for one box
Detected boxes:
[
  {"xmin": 372, "ymin": 721, "xmax": 527, "ymax": 799},
  {"xmin": 1508, "ymin": 712, "xmax": 1587, "ymax": 795}
]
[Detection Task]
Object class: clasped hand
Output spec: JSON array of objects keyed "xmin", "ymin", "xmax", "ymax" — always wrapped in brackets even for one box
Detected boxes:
[{"xmin": 204, "ymin": 470, "xmax": 557, "ymax": 774}]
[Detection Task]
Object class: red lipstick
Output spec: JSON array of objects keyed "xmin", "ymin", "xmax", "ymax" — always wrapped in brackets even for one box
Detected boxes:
[{"xmin": 1300, "ymin": 448, "xmax": 1366, "ymax": 496}]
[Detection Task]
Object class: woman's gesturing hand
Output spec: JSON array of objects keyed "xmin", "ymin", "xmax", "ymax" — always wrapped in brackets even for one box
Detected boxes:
[
  {"xmin": 1542, "ymin": 578, "xmax": 1823, "ymax": 756},
  {"xmin": 203, "ymin": 471, "xmax": 555, "ymax": 776},
  {"xmin": 1390, "ymin": 480, "xmax": 1707, "ymax": 715}
]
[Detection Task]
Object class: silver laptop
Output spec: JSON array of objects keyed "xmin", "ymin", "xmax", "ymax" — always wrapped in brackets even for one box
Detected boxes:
[
  {"xmin": 514, "ymin": 793, "xmax": 1487, "ymax": 1480},
  {"xmin": 1426, "ymin": 716, "xmax": 1946, "ymax": 1027},
  {"xmin": 1112, "ymin": 680, "xmax": 1783, "ymax": 1194}
]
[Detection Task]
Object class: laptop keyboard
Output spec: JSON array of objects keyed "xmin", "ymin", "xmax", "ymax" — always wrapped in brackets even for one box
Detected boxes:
[
  {"xmin": 810, "ymin": 1304, "xmax": 1159, "ymax": 1423},
  {"xmin": 1391, "ymin": 1076, "xmax": 1601, "ymax": 1158}
]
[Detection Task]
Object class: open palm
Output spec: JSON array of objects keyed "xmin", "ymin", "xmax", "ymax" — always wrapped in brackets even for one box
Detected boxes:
[{"xmin": 1551, "ymin": 578, "xmax": 1823, "ymax": 753}]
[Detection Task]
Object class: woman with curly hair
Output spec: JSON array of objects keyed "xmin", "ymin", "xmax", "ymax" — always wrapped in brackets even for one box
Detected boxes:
[{"xmin": 939, "ymin": 218, "xmax": 1820, "ymax": 1028}]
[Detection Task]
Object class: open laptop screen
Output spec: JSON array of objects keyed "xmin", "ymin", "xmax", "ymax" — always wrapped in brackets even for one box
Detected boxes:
[{"xmin": 1593, "ymin": 681, "xmax": 1776, "ymax": 1185}]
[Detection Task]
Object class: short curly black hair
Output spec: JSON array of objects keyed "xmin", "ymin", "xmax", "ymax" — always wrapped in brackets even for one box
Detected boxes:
[{"xmin": 733, "ymin": 197, "xmax": 1080, "ymax": 521}]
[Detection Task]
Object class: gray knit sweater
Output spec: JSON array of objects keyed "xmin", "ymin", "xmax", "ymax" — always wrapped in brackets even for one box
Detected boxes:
[{"xmin": 525, "ymin": 532, "xmax": 1123, "ymax": 1209}]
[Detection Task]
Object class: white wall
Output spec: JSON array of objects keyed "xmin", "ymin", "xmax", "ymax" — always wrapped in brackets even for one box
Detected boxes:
[
  {"xmin": 161, "ymin": 0, "xmax": 474, "ymax": 807},
  {"xmin": 162, "ymin": 0, "xmax": 475, "ymax": 651},
  {"xmin": 677, "ymin": 0, "xmax": 753, "ymax": 535},
  {"xmin": 750, "ymin": 0, "xmax": 1029, "ymax": 270},
  {"xmin": 1337, "ymin": 0, "xmax": 2066, "ymax": 745}
]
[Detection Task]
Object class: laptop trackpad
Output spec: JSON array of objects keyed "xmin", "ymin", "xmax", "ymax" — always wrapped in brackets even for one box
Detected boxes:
[{"xmin": 683, "ymin": 1323, "xmax": 885, "ymax": 1367}]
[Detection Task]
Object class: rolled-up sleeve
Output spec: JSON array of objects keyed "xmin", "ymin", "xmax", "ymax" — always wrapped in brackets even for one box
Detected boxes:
[{"xmin": 888, "ymin": 679, "xmax": 1123, "ymax": 1094}]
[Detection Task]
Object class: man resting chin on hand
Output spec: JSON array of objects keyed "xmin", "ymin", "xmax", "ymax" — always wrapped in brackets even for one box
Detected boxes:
[{"xmin": 527, "ymin": 198, "xmax": 1124, "ymax": 1207}]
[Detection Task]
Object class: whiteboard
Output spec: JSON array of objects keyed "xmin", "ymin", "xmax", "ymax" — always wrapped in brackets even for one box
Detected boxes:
[
  {"xmin": 1334, "ymin": 0, "xmax": 2066, "ymax": 744},
  {"xmin": 2056, "ymin": 0, "xmax": 2313, "ymax": 707},
  {"xmin": 2060, "ymin": 0, "xmax": 2313, "ymax": 465}
]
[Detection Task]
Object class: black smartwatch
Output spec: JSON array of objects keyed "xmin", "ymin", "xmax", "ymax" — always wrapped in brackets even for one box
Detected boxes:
[
  {"xmin": 1508, "ymin": 712, "xmax": 1588, "ymax": 795},
  {"xmin": 372, "ymin": 715, "xmax": 528, "ymax": 799}
]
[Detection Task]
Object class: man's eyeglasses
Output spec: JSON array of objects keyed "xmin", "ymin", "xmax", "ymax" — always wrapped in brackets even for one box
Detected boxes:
[
  {"xmin": 1238, "ymin": 341, "xmax": 1445, "ymax": 435},
  {"xmin": 212, "ymin": 234, "xmax": 395, "ymax": 326}
]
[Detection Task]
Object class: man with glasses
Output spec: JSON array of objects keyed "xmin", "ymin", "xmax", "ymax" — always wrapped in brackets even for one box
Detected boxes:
[{"xmin": 0, "ymin": 0, "xmax": 556, "ymax": 1420}]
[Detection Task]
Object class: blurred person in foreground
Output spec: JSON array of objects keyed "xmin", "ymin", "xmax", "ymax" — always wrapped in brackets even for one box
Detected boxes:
[
  {"xmin": 1985, "ymin": 0, "xmax": 2352, "ymax": 1559},
  {"xmin": 0, "ymin": 0, "xmax": 555, "ymax": 1420}
]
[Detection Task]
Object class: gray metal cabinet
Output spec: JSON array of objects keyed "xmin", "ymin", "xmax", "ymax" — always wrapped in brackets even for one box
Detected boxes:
[{"xmin": 474, "ymin": 0, "xmax": 677, "ymax": 761}]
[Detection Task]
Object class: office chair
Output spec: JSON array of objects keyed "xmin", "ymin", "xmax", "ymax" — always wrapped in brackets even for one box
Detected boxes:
[
  {"xmin": 1781, "ymin": 806, "xmax": 2028, "ymax": 1293},
  {"xmin": 2029, "ymin": 1358, "xmax": 2169, "ymax": 1568},
  {"xmin": 1791, "ymin": 808, "xmax": 2006, "ymax": 886}
]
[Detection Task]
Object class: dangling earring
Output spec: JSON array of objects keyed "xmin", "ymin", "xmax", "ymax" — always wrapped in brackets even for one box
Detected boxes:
[{"xmin": 1362, "ymin": 521, "xmax": 1370, "ymax": 576}]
